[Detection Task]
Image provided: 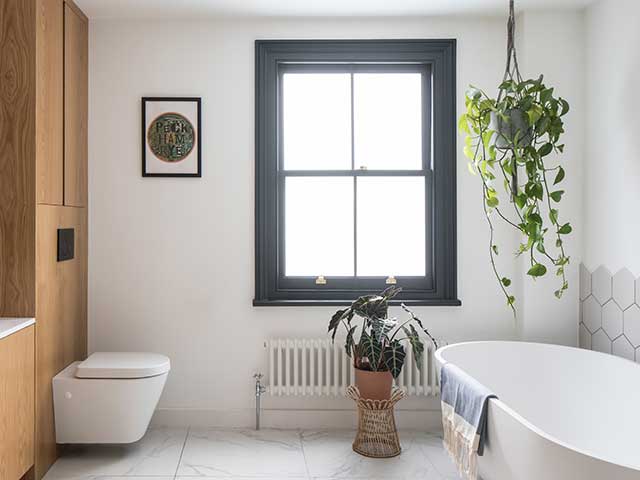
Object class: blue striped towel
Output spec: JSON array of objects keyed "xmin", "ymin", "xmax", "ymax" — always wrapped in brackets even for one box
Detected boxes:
[{"xmin": 440, "ymin": 363, "xmax": 497, "ymax": 480}]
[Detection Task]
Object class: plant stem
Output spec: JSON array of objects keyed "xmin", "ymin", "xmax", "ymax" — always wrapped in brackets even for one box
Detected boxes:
[{"xmin": 479, "ymin": 166, "xmax": 516, "ymax": 317}]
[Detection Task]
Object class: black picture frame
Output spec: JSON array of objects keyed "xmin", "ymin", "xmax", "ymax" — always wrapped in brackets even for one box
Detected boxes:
[{"xmin": 141, "ymin": 97, "xmax": 202, "ymax": 177}]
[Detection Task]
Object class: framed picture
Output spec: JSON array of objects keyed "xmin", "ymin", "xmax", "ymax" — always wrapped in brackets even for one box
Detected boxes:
[{"xmin": 141, "ymin": 97, "xmax": 202, "ymax": 177}]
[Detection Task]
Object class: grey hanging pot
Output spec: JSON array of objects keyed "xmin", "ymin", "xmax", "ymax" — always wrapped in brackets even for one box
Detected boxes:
[{"xmin": 489, "ymin": 109, "xmax": 532, "ymax": 150}]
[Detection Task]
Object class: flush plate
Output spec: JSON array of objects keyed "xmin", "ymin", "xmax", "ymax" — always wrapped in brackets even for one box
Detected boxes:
[{"xmin": 57, "ymin": 228, "xmax": 75, "ymax": 262}]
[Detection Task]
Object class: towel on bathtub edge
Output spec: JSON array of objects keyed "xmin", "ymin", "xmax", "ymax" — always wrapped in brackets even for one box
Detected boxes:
[{"xmin": 440, "ymin": 362, "xmax": 497, "ymax": 480}]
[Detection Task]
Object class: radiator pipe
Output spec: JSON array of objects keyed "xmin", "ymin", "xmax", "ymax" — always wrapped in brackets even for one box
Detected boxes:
[{"xmin": 254, "ymin": 373, "xmax": 266, "ymax": 430}]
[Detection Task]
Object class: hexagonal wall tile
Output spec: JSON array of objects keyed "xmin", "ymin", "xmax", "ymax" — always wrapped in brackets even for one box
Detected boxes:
[
  {"xmin": 612, "ymin": 268, "xmax": 635, "ymax": 310},
  {"xmin": 624, "ymin": 305, "xmax": 640, "ymax": 347},
  {"xmin": 579, "ymin": 264, "xmax": 591, "ymax": 301},
  {"xmin": 591, "ymin": 266, "xmax": 612, "ymax": 304},
  {"xmin": 612, "ymin": 336, "xmax": 635, "ymax": 361},
  {"xmin": 602, "ymin": 301, "xmax": 623, "ymax": 339},
  {"xmin": 582, "ymin": 296, "xmax": 601, "ymax": 333},
  {"xmin": 592, "ymin": 329, "xmax": 611, "ymax": 354},
  {"xmin": 579, "ymin": 323, "xmax": 591, "ymax": 349},
  {"xmin": 636, "ymin": 277, "xmax": 640, "ymax": 307}
]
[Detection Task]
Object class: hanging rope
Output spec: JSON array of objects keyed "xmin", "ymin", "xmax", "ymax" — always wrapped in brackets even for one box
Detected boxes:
[
  {"xmin": 499, "ymin": 0, "xmax": 523, "ymax": 101},
  {"xmin": 497, "ymin": 0, "xmax": 524, "ymax": 197}
]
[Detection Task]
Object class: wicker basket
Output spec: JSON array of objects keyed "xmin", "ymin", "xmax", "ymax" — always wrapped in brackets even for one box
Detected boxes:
[{"xmin": 347, "ymin": 385, "xmax": 406, "ymax": 458}]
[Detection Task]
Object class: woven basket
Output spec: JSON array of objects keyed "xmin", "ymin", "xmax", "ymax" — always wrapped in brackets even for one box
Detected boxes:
[{"xmin": 347, "ymin": 385, "xmax": 405, "ymax": 458}]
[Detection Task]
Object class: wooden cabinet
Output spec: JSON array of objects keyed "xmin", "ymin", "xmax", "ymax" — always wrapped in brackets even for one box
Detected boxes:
[
  {"xmin": 0, "ymin": 0, "xmax": 37, "ymax": 318},
  {"xmin": 35, "ymin": 0, "xmax": 88, "ymax": 208},
  {"xmin": 36, "ymin": 0, "xmax": 64, "ymax": 206},
  {"xmin": 0, "ymin": 0, "xmax": 88, "ymax": 478},
  {"xmin": 35, "ymin": 206, "xmax": 87, "ymax": 476},
  {"xmin": 64, "ymin": 3, "xmax": 88, "ymax": 208},
  {"xmin": 0, "ymin": 326, "xmax": 35, "ymax": 480}
]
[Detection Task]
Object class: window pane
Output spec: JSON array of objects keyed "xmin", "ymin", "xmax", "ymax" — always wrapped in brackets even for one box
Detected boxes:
[
  {"xmin": 285, "ymin": 177, "xmax": 354, "ymax": 276},
  {"xmin": 354, "ymin": 73, "xmax": 422, "ymax": 170},
  {"xmin": 283, "ymin": 74, "xmax": 352, "ymax": 170},
  {"xmin": 357, "ymin": 177, "xmax": 425, "ymax": 276}
]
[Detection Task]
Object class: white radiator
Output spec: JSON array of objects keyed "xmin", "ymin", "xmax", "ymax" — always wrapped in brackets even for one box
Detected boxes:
[{"xmin": 266, "ymin": 338, "xmax": 440, "ymax": 397}]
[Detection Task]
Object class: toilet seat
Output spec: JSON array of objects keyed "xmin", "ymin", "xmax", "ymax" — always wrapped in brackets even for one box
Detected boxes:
[{"xmin": 76, "ymin": 352, "xmax": 171, "ymax": 379}]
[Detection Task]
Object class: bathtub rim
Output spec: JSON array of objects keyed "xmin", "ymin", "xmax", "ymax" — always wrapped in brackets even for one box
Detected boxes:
[{"xmin": 435, "ymin": 340, "xmax": 640, "ymax": 473}]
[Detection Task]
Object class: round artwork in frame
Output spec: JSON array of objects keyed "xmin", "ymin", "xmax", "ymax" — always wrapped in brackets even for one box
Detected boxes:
[
  {"xmin": 142, "ymin": 97, "xmax": 202, "ymax": 177},
  {"xmin": 146, "ymin": 112, "xmax": 196, "ymax": 163}
]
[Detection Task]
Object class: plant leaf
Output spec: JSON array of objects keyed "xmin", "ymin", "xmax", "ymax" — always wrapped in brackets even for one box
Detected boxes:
[
  {"xmin": 328, "ymin": 308, "xmax": 347, "ymax": 342},
  {"xmin": 371, "ymin": 317, "xmax": 397, "ymax": 343},
  {"xmin": 358, "ymin": 330, "xmax": 382, "ymax": 371},
  {"xmin": 558, "ymin": 223, "xmax": 572, "ymax": 235},
  {"xmin": 527, "ymin": 263, "xmax": 548, "ymax": 277},
  {"xmin": 382, "ymin": 340, "xmax": 406, "ymax": 379},
  {"xmin": 549, "ymin": 190, "xmax": 565, "ymax": 202},
  {"xmin": 538, "ymin": 143, "xmax": 553, "ymax": 157},
  {"xmin": 515, "ymin": 193, "xmax": 528, "ymax": 210},
  {"xmin": 402, "ymin": 325, "xmax": 426, "ymax": 369},
  {"xmin": 345, "ymin": 326, "xmax": 357, "ymax": 358},
  {"xmin": 554, "ymin": 167, "xmax": 565, "ymax": 185},
  {"xmin": 458, "ymin": 114, "xmax": 470, "ymax": 134}
]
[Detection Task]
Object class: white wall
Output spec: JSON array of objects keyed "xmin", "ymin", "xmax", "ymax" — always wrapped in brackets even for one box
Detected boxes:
[
  {"xmin": 583, "ymin": 0, "xmax": 640, "ymax": 275},
  {"xmin": 88, "ymin": 14, "xmax": 585, "ymax": 426},
  {"xmin": 516, "ymin": 11, "xmax": 585, "ymax": 345}
]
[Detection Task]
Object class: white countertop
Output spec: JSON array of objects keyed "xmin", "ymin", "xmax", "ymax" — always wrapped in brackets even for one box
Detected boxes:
[{"xmin": 0, "ymin": 318, "xmax": 35, "ymax": 340}]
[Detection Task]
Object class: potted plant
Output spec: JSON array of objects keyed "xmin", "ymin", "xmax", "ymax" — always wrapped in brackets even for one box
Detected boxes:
[
  {"xmin": 328, "ymin": 287, "xmax": 437, "ymax": 400},
  {"xmin": 459, "ymin": 0, "xmax": 572, "ymax": 315}
]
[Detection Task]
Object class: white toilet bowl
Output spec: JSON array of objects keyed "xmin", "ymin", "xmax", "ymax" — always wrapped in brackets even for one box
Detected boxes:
[{"xmin": 53, "ymin": 352, "xmax": 170, "ymax": 444}]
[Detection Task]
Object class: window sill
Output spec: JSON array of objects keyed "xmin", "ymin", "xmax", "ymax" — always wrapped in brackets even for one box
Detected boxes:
[{"xmin": 253, "ymin": 299, "xmax": 462, "ymax": 307}]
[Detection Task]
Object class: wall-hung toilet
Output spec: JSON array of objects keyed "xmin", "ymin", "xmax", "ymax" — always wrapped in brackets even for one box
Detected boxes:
[{"xmin": 53, "ymin": 352, "xmax": 170, "ymax": 444}]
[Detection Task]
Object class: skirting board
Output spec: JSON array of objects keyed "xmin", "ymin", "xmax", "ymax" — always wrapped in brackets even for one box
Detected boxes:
[{"xmin": 151, "ymin": 407, "xmax": 444, "ymax": 432}]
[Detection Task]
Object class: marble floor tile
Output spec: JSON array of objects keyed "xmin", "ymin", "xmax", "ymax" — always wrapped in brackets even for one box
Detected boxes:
[
  {"xmin": 176, "ymin": 428, "xmax": 308, "ymax": 477},
  {"xmin": 415, "ymin": 433, "xmax": 462, "ymax": 479},
  {"xmin": 301, "ymin": 430, "xmax": 443, "ymax": 479},
  {"xmin": 42, "ymin": 426, "xmax": 188, "ymax": 480}
]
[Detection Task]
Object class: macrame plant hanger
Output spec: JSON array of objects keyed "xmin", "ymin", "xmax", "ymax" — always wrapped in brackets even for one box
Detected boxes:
[
  {"xmin": 501, "ymin": 0, "xmax": 523, "ymax": 90},
  {"xmin": 499, "ymin": 0, "xmax": 523, "ymax": 199}
]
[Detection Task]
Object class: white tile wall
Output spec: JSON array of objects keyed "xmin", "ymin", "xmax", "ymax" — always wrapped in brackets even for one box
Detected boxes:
[{"xmin": 579, "ymin": 264, "xmax": 640, "ymax": 362}]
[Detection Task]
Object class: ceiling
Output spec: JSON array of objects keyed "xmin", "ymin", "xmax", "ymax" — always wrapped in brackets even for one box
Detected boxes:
[{"xmin": 76, "ymin": 0, "xmax": 595, "ymax": 19}]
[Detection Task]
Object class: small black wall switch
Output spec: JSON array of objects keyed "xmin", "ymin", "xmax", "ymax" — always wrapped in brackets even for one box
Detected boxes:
[{"xmin": 57, "ymin": 228, "xmax": 75, "ymax": 262}]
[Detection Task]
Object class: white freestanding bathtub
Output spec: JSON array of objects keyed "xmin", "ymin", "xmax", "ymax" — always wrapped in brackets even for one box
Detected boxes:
[{"xmin": 435, "ymin": 341, "xmax": 640, "ymax": 480}]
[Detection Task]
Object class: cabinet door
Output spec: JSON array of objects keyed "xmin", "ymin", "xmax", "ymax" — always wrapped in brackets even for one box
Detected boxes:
[
  {"xmin": 35, "ymin": 205, "xmax": 87, "ymax": 478},
  {"xmin": 64, "ymin": 3, "xmax": 88, "ymax": 207},
  {"xmin": 0, "ymin": 326, "xmax": 35, "ymax": 479},
  {"xmin": 36, "ymin": 0, "xmax": 64, "ymax": 205}
]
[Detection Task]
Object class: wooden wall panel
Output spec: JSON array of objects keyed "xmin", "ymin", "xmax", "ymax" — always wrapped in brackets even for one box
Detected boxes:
[
  {"xmin": 0, "ymin": 326, "xmax": 35, "ymax": 480},
  {"xmin": 35, "ymin": 205, "xmax": 87, "ymax": 479},
  {"xmin": 36, "ymin": 0, "xmax": 64, "ymax": 206},
  {"xmin": 63, "ymin": 4, "xmax": 88, "ymax": 208},
  {"xmin": 0, "ymin": 0, "xmax": 37, "ymax": 317}
]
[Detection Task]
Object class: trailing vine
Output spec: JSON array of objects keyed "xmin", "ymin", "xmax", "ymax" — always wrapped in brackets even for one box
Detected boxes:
[{"xmin": 459, "ymin": 0, "xmax": 572, "ymax": 315}]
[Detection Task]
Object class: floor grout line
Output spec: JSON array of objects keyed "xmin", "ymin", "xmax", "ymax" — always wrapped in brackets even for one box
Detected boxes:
[
  {"xmin": 173, "ymin": 425, "xmax": 190, "ymax": 479},
  {"xmin": 298, "ymin": 429, "xmax": 313, "ymax": 480}
]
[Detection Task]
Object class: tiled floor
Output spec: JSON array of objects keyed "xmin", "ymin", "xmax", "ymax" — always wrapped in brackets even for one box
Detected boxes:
[{"xmin": 42, "ymin": 427, "xmax": 460, "ymax": 480}]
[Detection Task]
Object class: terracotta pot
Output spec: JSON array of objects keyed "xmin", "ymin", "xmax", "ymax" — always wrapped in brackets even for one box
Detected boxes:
[{"xmin": 354, "ymin": 368, "xmax": 393, "ymax": 400}]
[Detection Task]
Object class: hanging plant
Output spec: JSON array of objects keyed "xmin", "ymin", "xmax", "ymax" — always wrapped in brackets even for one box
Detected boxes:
[{"xmin": 459, "ymin": 0, "xmax": 572, "ymax": 314}]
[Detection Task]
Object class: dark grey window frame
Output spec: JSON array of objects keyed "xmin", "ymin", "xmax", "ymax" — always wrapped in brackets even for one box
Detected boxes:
[{"xmin": 255, "ymin": 39, "xmax": 460, "ymax": 307}]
